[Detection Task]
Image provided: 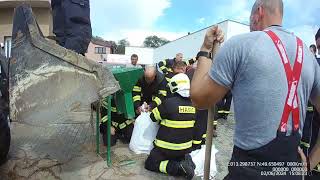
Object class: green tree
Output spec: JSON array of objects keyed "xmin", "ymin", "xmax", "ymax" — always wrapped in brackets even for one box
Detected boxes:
[
  {"xmin": 143, "ymin": 35, "xmax": 170, "ymax": 48},
  {"xmin": 114, "ymin": 39, "xmax": 130, "ymax": 54},
  {"xmin": 109, "ymin": 41, "xmax": 117, "ymax": 54}
]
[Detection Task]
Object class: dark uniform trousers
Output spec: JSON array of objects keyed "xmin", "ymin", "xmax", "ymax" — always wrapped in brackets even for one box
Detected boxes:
[
  {"xmin": 51, "ymin": 0, "xmax": 92, "ymax": 55},
  {"xmin": 145, "ymin": 148, "xmax": 188, "ymax": 176},
  {"xmin": 99, "ymin": 100, "xmax": 134, "ymax": 146},
  {"xmin": 192, "ymin": 109, "xmax": 208, "ymax": 150},
  {"xmin": 145, "ymin": 95, "xmax": 195, "ymax": 176}
]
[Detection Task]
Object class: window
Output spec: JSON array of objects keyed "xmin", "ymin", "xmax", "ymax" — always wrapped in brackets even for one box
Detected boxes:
[
  {"xmin": 95, "ymin": 47, "xmax": 106, "ymax": 54},
  {"xmin": 4, "ymin": 36, "xmax": 12, "ymax": 58}
]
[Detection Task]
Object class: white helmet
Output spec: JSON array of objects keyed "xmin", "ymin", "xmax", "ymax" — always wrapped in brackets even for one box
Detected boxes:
[{"xmin": 168, "ymin": 73, "xmax": 190, "ymax": 97}]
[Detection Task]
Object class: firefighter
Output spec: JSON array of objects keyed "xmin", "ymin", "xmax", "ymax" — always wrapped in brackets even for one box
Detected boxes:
[
  {"xmin": 301, "ymin": 102, "xmax": 320, "ymax": 179},
  {"xmin": 165, "ymin": 61, "xmax": 188, "ymax": 98},
  {"xmin": 145, "ymin": 73, "xmax": 196, "ymax": 180},
  {"xmin": 192, "ymin": 109, "xmax": 208, "ymax": 150},
  {"xmin": 213, "ymin": 91, "xmax": 233, "ymax": 136},
  {"xmin": 216, "ymin": 91, "xmax": 232, "ymax": 120},
  {"xmin": 133, "ymin": 66, "xmax": 168, "ymax": 115},
  {"xmin": 185, "ymin": 63, "xmax": 210, "ymax": 147},
  {"xmin": 99, "ymin": 98, "xmax": 134, "ymax": 146},
  {"xmin": 300, "ymin": 28, "xmax": 320, "ymax": 180},
  {"xmin": 51, "ymin": 0, "xmax": 92, "ymax": 55},
  {"xmin": 186, "ymin": 63, "xmax": 216, "ymax": 144},
  {"xmin": 158, "ymin": 53, "xmax": 196, "ymax": 79},
  {"xmin": 164, "ymin": 61, "xmax": 187, "ymax": 83}
]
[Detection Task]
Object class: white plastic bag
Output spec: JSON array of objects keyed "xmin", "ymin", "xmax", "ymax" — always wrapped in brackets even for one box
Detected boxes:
[
  {"xmin": 190, "ymin": 144, "xmax": 218, "ymax": 179},
  {"xmin": 129, "ymin": 112, "xmax": 159, "ymax": 154}
]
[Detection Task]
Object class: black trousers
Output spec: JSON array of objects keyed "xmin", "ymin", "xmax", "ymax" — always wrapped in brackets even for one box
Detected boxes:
[
  {"xmin": 51, "ymin": 0, "xmax": 92, "ymax": 55},
  {"xmin": 305, "ymin": 171, "xmax": 320, "ymax": 180},
  {"xmin": 193, "ymin": 109, "xmax": 208, "ymax": 150},
  {"xmin": 100, "ymin": 123, "xmax": 134, "ymax": 146},
  {"xmin": 0, "ymin": 109, "xmax": 10, "ymax": 165},
  {"xmin": 301, "ymin": 111, "xmax": 314, "ymax": 155},
  {"xmin": 145, "ymin": 147, "xmax": 185, "ymax": 176},
  {"xmin": 301, "ymin": 110, "xmax": 320, "ymax": 180},
  {"xmin": 224, "ymin": 131, "xmax": 302, "ymax": 180}
]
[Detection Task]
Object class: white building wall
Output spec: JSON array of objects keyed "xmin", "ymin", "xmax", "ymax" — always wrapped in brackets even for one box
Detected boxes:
[
  {"xmin": 125, "ymin": 46, "xmax": 154, "ymax": 65},
  {"xmin": 122, "ymin": 21, "xmax": 250, "ymax": 65},
  {"xmin": 153, "ymin": 28, "xmax": 208, "ymax": 62},
  {"xmin": 153, "ymin": 20, "xmax": 250, "ymax": 63},
  {"xmin": 226, "ymin": 21, "xmax": 250, "ymax": 40}
]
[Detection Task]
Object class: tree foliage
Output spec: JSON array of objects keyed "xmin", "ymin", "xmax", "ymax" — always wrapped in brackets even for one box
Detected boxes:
[
  {"xmin": 143, "ymin": 35, "xmax": 170, "ymax": 48},
  {"xmin": 114, "ymin": 39, "xmax": 130, "ymax": 54}
]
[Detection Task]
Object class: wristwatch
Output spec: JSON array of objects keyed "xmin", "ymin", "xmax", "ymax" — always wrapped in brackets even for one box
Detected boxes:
[{"xmin": 196, "ymin": 51, "xmax": 213, "ymax": 60}]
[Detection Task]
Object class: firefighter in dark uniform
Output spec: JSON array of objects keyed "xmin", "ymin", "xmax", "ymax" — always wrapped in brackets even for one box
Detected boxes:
[
  {"xmin": 164, "ymin": 61, "xmax": 187, "ymax": 83},
  {"xmin": 186, "ymin": 64, "xmax": 218, "ymax": 141},
  {"xmin": 158, "ymin": 53, "xmax": 196, "ymax": 81},
  {"xmin": 301, "ymin": 29, "xmax": 320, "ymax": 180},
  {"xmin": 165, "ymin": 61, "xmax": 187, "ymax": 98},
  {"xmin": 216, "ymin": 91, "xmax": 232, "ymax": 120},
  {"xmin": 192, "ymin": 109, "xmax": 208, "ymax": 150},
  {"xmin": 301, "ymin": 104, "xmax": 320, "ymax": 180},
  {"xmin": 185, "ymin": 64, "xmax": 209, "ymax": 149},
  {"xmin": 133, "ymin": 66, "xmax": 168, "ymax": 115},
  {"xmin": 145, "ymin": 73, "xmax": 196, "ymax": 180},
  {"xmin": 99, "ymin": 99, "xmax": 134, "ymax": 147},
  {"xmin": 51, "ymin": 0, "xmax": 92, "ymax": 55}
]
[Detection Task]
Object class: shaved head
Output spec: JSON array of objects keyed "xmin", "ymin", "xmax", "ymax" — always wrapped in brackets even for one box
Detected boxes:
[
  {"xmin": 252, "ymin": 0, "xmax": 283, "ymax": 16},
  {"xmin": 144, "ymin": 66, "xmax": 157, "ymax": 84},
  {"xmin": 250, "ymin": 0, "xmax": 283, "ymax": 31}
]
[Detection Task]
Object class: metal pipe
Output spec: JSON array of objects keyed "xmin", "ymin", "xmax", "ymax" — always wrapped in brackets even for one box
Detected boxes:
[
  {"xmin": 107, "ymin": 96, "xmax": 112, "ymax": 166},
  {"xmin": 96, "ymin": 102, "xmax": 100, "ymax": 155}
]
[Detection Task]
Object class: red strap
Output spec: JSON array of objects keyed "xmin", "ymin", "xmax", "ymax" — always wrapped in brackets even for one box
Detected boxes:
[{"xmin": 264, "ymin": 30, "xmax": 304, "ymax": 132}]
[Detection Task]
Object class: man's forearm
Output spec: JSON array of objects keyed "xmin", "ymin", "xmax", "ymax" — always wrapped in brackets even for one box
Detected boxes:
[
  {"xmin": 190, "ymin": 26, "xmax": 227, "ymax": 108},
  {"xmin": 309, "ymin": 130, "xmax": 320, "ymax": 169},
  {"xmin": 191, "ymin": 55, "xmax": 214, "ymax": 109}
]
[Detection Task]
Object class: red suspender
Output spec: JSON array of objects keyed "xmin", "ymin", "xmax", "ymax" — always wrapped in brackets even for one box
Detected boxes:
[{"xmin": 264, "ymin": 30, "xmax": 304, "ymax": 132}]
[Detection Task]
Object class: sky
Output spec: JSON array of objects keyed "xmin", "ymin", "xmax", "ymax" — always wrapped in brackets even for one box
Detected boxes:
[{"xmin": 90, "ymin": 0, "xmax": 319, "ymax": 47}]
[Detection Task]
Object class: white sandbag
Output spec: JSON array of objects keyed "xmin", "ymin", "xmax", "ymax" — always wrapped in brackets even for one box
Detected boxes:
[
  {"xmin": 190, "ymin": 144, "xmax": 218, "ymax": 179},
  {"xmin": 129, "ymin": 112, "xmax": 159, "ymax": 154}
]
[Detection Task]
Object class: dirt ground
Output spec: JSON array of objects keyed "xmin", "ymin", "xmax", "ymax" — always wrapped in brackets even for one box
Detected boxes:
[{"xmin": 0, "ymin": 114, "xmax": 235, "ymax": 180}]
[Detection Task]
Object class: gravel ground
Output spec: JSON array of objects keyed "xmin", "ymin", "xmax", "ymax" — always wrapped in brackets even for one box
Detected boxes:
[
  {"xmin": 214, "ymin": 116, "xmax": 235, "ymax": 180},
  {"xmin": 0, "ymin": 114, "xmax": 235, "ymax": 180}
]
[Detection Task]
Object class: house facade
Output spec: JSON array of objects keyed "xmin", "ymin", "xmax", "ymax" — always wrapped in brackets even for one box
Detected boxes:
[
  {"xmin": 85, "ymin": 37, "xmax": 114, "ymax": 62},
  {"xmin": 0, "ymin": 0, "xmax": 52, "ymax": 57}
]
